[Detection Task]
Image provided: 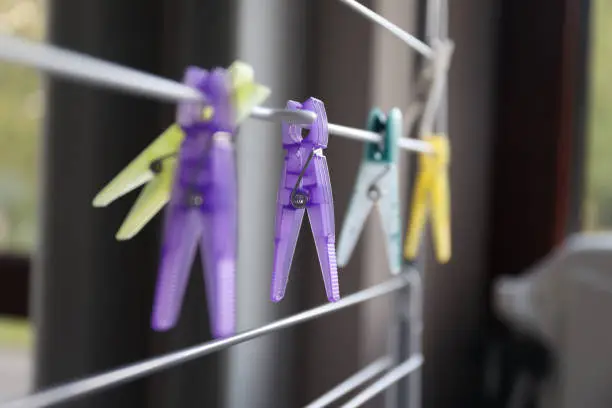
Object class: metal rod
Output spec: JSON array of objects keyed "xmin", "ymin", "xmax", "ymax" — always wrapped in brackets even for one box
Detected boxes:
[
  {"xmin": 384, "ymin": 267, "xmax": 423, "ymax": 408},
  {"xmin": 252, "ymin": 106, "xmax": 316, "ymax": 125},
  {"xmin": 335, "ymin": 0, "xmax": 433, "ymax": 59},
  {"xmin": 0, "ymin": 34, "xmax": 314, "ymax": 125},
  {"xmin": 0, "ymin": 274, "xmax": 410, "ymax": 408},
  {"xmin": 0, "ymin": 33, "xmax": 201, "ymax": 102},
  {"xmin": 340, "ymin": 355, "xmax": 424, "ymax": 408},
  {"xmin": 328, "ymin": 123, "xmax": 432, "ymax": 153},
  {"xmin": 304, "ymin": 357, "xmax": 393, "ymax": 408},
  {"xmin": 406, "ymin": 269, "xmax": 424, "ymax": 408},
  {"xmin": 0, "ymin": 33, "xmax": 433, "ymax": 153}
]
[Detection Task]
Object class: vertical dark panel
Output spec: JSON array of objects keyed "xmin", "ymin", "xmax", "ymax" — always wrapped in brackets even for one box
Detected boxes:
[
  {"xmin": 480, "ymin": 0, "xmax": 590, "ymax": 406},
  {"xmin": 489, "ymin": 0, "xmax": 588, "ymax": 278},
  {"xmin": 34, "ymin": 0, "xmax": 235, "ymax": 407},
  {"xmin": 423, "ymin": 0, "xmax": 499, "ymax": 407},
  {"xmin": 34, "ymin": 1, "xmax": 165, "ymax": 407}
]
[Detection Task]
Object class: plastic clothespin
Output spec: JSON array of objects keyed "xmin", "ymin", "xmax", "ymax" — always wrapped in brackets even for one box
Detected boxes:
[
  {"xmin": 403, "ymin": 39, "xmax": 454, "ymax": 264},
  {"xmin": 403, "ymin": 134, "xmax": 450, "ymax": 263},
  {"xmin": 337, "ymin": 107, "xmax": 402, "ymax": 274},
  {"xmin": 271, "ymin": 97, "xmax": 339, "ymax": 303},
  {"xmin": 92, "ymin": 61, "xmax": 270, "ymax": 338}
]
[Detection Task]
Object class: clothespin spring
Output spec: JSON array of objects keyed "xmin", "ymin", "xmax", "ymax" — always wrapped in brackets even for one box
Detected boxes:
[
  {"xmin": 367, "ymin": 165, "xmax": 392, "ymax": 201},
  {"xmin": 149, "ymin": 152, "xmax": 177, "ymax": 174},
  {"xmin": 290, "ymin": 149, "xmax": 316, "ymax": 209}
]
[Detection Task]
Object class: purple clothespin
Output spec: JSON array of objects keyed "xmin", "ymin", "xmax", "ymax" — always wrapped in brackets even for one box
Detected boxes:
[
  {"xmin": 152, "ymin": 67, "xmax": 237, "ymax": 338},
  {"xmin": 272, "ymin": 97, "xmax": 339, "ymax": 303}
]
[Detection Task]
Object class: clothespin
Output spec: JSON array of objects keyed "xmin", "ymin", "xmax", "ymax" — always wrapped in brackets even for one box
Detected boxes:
[
  {"xmin": 271, "ymin": 97, "xmax": 339, "ymax": 303},
  {"xmin": 403, "ymin": 39, "xmax": 454, "ymax": 264},
  {"xmin": 93, "ymin": 61, "xmax": 270, "ymax": 337},
  {"xmin": 337, "ymin": 107, "xmax": 402, "ymax": 274}
]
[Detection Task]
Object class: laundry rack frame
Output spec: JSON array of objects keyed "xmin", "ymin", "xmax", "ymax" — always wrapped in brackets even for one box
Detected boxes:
[{"xmin": 0, "ymin": 0, "xmax": 512, "ymax": 406}]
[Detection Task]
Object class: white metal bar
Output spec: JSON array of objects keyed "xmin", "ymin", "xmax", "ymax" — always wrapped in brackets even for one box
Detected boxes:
[
  {"xmin": 0, "ymin": 274, "xmax": 411, "ymax": 408},
  {"xmin": 304, "ymin": 357, "xmax": 393, "ymax": 408},
  {"xmin": 340, "ymin": 355, "xmax": 425, "ymax": 408},
  {"xmin": 398, "ymin": 136, "xmax": 432, "ymax": 153},
  {"xmin": 252, "ymin": 106, "xmax": 316, "ymax": 125},
  {"xmin": 335, "ymin": 0, "xmax": 433, "ymax": 59},
  {"xmin": 328, "ymin": 123, "xmax": 433, "ymax": 153},
  {"xmin": 0, "ymin": 33, "xmax": 433, "ymax": 153},
  {"xmin": 0, "ymin": 33, "xmax": 202, "ymax": 103},
  {"xmin": 0, "ymin": 34, "xmax": 314, "ymax": 125}
]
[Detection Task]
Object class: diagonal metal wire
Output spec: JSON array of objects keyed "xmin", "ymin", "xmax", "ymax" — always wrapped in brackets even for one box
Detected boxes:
[
  {"xmin": 0, "ymin": 34, "xmax": 315, "ymax": 124},
  {"xmin": 0, "ymin": 33, "xmax": 433, "ymax": 153},
  {"xmin": 304, "ymin": 356, "xmax": 393, "ymax": 408},
  {"xmin": 335, "ymin": 0, "xmax": 433, "ymax": 59},
  {"xmin": 340, "ymin": 354, "xmax": 425, "ymax": 408},
  {"xmin": 0, "ymin": 274, "xmax": 411, "ymax": 408}
]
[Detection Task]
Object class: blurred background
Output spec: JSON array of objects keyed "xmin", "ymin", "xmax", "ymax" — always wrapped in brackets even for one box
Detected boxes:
[{"xmin": 0, "ymin": 0, "xmax": 603, "ymax": 407}]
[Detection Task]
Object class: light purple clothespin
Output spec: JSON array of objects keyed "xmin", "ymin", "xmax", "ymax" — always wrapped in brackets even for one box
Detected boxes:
[
  {"xmin": 152, "ymin": 67, "xmax": 237, "ymax": 338},
  {"xmin": 271, "ymin": 97, "xmax": 339, "ymax": 303}
]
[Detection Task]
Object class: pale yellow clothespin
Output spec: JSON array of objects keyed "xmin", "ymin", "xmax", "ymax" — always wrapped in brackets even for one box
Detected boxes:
[
  {"xmin": 404, "ymin": 134, "xmax": 450, "ymax": 263},
  {"xmin": 403, "ymin": 39, "xmax": 454, "ymax": 264}
]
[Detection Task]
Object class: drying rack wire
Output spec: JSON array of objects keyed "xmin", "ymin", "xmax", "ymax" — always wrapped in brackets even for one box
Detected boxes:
[
  {"xmin": 0, "ymin": 33, "xmax": 432, "ymax": 154},
  {"xmin": 0, "ymin": 0, "xmax": 448, "ymax": 407},
  {"xmin": 0, "ymin": 273, "xmax": 420, "ymax": 408}
]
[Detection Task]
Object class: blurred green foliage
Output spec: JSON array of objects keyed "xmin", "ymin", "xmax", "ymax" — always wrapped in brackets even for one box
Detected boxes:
[
  {"xmin": 0, "ymin": 316, "xmax": 31, "ymax": 347},
  {"xmin": 0, "ymin": 0, "xmax": 45, "ymax": 253},
  {"xmin": 585, "ymin": 0, "xmax": 612, "ymax": 230}
]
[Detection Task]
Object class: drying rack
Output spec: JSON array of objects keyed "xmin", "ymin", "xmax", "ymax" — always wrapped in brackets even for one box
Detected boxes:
[{"xmin": 0, "ymin": 0, "xmax": 449, "ymax": 406}]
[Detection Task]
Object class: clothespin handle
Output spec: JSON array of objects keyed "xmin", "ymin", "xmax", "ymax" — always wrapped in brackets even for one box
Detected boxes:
[{"xmin": 403, "ymin": 134, "xmax": 451, "ymax": 263}]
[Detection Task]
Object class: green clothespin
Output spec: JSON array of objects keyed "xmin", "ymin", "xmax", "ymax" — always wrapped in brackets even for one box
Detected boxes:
[{"xmin": 337, "ymin": 107, "xmax": 403, "ymax": 274}]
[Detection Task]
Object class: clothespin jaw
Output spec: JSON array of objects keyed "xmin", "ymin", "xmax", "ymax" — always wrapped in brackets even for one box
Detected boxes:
[
  {"xmin": 337, "ymin": 107, "xmax": 403, "ymax": 274},
  {"xmin": 92, "ymin": 61, "xmax": 270, "ymax": 240},
  {"xmin": 403, "ymin": 133, "xmax": 450, "ymax": 263},
  {"xmin": 272, "ymin": 97, "xmax": 339, "ymax": 303}
]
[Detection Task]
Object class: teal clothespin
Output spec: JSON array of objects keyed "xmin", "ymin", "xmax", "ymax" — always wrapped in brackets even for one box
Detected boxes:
[{"xmin": 337, "ymin": 107, "xmax": 402, "ymax": 274}]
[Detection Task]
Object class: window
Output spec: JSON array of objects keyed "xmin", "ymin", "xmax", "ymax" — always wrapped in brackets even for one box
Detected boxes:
[
  {"xmin": 0, "ymin": 0, "xmax": 45, "ymax": 252},
  {"xmin": 0, "ymin": 0, "xmax": 46, "ymax": 399},
  {"xmin": 585, "ymin": 0, "xmax": 612, "ymax": 230}
]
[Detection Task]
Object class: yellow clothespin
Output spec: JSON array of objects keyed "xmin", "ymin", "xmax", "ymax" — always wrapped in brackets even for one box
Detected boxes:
[
  {"xmin": 403, "ymin": 134, "xmax": 450, "ymax": 263},
  {"xmin": 403, "ymin": 39, "xmax": 454, "ymax": 263}
]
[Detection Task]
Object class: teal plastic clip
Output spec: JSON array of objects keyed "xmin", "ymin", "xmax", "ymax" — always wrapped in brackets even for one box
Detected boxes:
[{"xmin": 337, "ymin": 107, "xmax": 403, "ymax": 274}]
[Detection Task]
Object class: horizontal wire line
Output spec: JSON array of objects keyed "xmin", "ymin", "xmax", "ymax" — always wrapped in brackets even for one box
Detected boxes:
[
  {"xmin": 340, "ymin": 354, "xmax": 424, "ymax": 408},
  {"xmin": 304, "ymin": 356, "xmax": 392, "ymax": 408},
  {"xmin": 0, "ymin": 33, "xmax": 432, "ymax": 153},
  {"xmin": 0, "ymin": 274, "xmax": 411, "ymax": 408}
]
